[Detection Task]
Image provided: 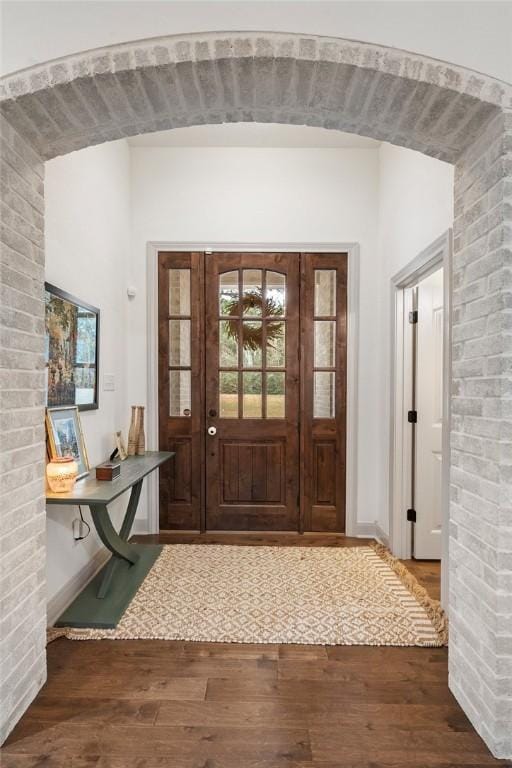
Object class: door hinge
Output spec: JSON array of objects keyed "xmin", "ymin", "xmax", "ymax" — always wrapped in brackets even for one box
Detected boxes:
[
  {"xmin": 409, "ymin": 310, "xmax": 418, "ymax": 324},
  {"xmin": 407, "ymin": 410, "xmax": 417, "ymax": 423},
  {"xmin": 406, "ymin": 508, "xmax": 417, "ymax": 523}
]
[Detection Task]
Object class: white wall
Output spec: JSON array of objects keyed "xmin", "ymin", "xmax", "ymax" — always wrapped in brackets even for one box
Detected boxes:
[
  {"xmin": 44, "ymin": 139, "xmax": 131, "ymax": 610},
  {"xmin": 376, "ymin": 143, "xmax": 454, "ymax": 535},
  {"xmin": 2, "ymin": 1, "xmax": 511, "ymax": 82},
  {"xmin": 378, "ymin": 145, "xmax": 454, "ymax": 282}
]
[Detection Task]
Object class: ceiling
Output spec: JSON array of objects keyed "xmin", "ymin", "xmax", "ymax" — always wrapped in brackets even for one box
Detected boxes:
[{"xmin": 126, "ymin": 123, "xmax": 382, "ymax": 149}]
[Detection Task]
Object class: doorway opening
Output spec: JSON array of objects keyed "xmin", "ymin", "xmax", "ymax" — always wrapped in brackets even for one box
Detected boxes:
[
  {"xmin": 390, "ymin": 232, "xmax": 452, "ymax": 604},
  {"xmin": 410, "ymin": 266, "xmax": 445, "ymax": 560},
  {"xmin": 157, "ymin": 250, "xmax": 348, "ymax": 533}
]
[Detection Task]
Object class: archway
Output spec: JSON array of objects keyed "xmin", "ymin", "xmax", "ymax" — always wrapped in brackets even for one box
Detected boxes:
[
  {"xmin": 1, "ymin": 31, "xmax": 511, "ymax": 757},
  {"xmin": 0, "ymin": 32, "xmax": 507, "ymax": 161}
]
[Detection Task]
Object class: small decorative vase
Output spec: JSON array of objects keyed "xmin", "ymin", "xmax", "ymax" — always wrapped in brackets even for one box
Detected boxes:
[
  {"xmin": 46, "ymin": 456, "xmax": 78, "ymax": 493},
  {"xmin": 136, "ymin": 406, "xmax": 146, "ymax": 456},
  {"xmin": 127, "ymin": 406, "xmax": 139, "ymax": 456}
]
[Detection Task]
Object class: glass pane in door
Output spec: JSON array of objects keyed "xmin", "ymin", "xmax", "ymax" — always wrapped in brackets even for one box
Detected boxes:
[
  {"xmin": 265, "ymin": 272, "xmax": 286, "ymax": 316},
  {"xmin": 170, "ymin": 369, "xmax": 191, "ymax": 416},
  {"xmin": 314, "ymin": 270, "xmax": 336, "ymax": 316},
  {"xmin": 314, "ymin": 321, "xmax": 336, "ymax": 367},
  {"xmin": 266, "ymin": 322, "xmax": 285, "ymax": 367},
  {"xmin": 219, "ymin": 321, "xmax": 238, "ymax": 367},
  {"xmin": 313, "ymin": 371, "xmax": 335, "ymax": 418},
  {"xmin": 242, "ymin": 321, "xmax": 263, "ymax": 367},
  {"xmin": 242, "ymin": 270, "xmax": 262, "ymax": 316},
  {"xmin": 266, "ymin": 372, "xmax": 285, "ymax": 418},
  {"xmin": 243, "ymin": 371, "xmax": 262, "ymax": 417},
  {"xmin": 219, "ymin": 271, "xmax": 239, "ymax": 316},
  {"xmin": 169, "ymin": 269, "xmax": 191, "ymax": 316},
  {"xmin": 169, "ymin": 320, "xmax": 191, "ymax": 367},
  {"xmin": 220, "ymin": 371, "xmax": 238, "ymax": 418}
]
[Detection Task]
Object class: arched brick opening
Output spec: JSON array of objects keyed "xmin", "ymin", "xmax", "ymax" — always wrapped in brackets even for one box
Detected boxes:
[
  {"xmin": 1, "ymin": 32, "xmax": 511, "ymax": 757},
  {"xmin": 0, "ymin": 32, "xmax": 508, "ymax": 161}
]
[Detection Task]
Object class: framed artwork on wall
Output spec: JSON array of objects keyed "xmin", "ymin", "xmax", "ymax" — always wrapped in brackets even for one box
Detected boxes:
[
  {"xmin": 44, "ymin": 282, "xmax": 100, "ymax": 411},
  {"xmin": 46, "ymin": 406, "xmax": 90, "ymax": 479}
]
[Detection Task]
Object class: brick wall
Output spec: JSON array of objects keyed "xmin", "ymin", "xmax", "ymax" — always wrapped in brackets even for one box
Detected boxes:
[
  {"xmin": 451, "ymin": 109, "xmax": 512, "ymax": 758},
  {"xmin": 0, "ymin": 114, "xmax": 47, "ymax": 743}
]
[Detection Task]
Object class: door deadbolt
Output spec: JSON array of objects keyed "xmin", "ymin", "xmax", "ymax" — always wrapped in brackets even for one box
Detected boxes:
[{"xmin": 207, "ymin": 426, "xmax": 217, "ymax": 436}]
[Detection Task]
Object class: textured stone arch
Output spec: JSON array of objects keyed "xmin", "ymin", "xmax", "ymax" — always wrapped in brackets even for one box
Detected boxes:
[
  {"xmin": 1, "ymin": 31, "xmax": 512, "ymax": 759},
  {"xmin": 0, "ymin": 31, "xmax": 510, "ymax": 161}
]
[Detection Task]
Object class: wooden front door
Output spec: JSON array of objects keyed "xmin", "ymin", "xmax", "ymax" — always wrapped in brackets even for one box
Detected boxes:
[
  {"xmin": 158, "ymin": 251, "xmax": 347, "ymax": 533},
  {"xmin": 205, "ymin": 253, "xmax": 300, "ymax": 530}
]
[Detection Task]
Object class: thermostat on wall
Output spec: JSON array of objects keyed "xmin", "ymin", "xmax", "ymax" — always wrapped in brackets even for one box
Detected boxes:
[{"xmin": 127, "ymin": 286, "xmax": 137, "ymax": 298}]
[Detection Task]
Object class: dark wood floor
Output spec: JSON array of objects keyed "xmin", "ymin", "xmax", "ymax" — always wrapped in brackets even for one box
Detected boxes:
[{"xmin": 2, "ymin": 535, "xmax": 509, "ymax": 767}]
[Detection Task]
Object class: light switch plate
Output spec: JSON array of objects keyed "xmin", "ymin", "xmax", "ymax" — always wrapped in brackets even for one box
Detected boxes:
[{"xmin": 103, "ymin": 373, "xmax": 115, "ymax": 391}]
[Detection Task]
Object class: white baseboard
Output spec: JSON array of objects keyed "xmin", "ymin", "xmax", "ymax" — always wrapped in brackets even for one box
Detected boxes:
[
  {"xmin": 133, "ymin": 518, "xmax": 149, "ymax": 535},
  {"xmin": 46, "ymin": 548, "xmax": 110, "ymax": 627},
  {"xmin": 354, "ymin": 522, "xmax": 377, "ymax": 538},
  {"xmin": 353, "ymin": 521, "xmax": 391, "ymax": 548},
  {"xmin": 374, "ymin": 523, "xmax": 390, "ymax": 548}
]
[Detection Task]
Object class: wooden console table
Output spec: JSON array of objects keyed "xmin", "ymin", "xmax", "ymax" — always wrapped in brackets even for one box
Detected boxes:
[{"xmin": 46, "ymin": 451, "xmax": 173, "ymax": 629}]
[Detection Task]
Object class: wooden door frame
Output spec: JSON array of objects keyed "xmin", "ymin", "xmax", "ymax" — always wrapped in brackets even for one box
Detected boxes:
[
  {"xmin": 389, "ymin": 230, "xmax": 452, "ymax": 609},
  {"xmin": 146, "ymin": 242, "xmax": 360, "ymax": 537}
]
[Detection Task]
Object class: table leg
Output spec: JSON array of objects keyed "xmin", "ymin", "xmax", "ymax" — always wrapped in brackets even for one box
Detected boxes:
[
  {"xmin": 54, "ymin": 456, "xmax": 171, "ymax": 629},
  {"xmin": 92, "ymin": 480, "xmax": 144, "ymax": 599},
  {"xmin": 119, "ymin": 479, "xmax": 143, "ymax": 539}
]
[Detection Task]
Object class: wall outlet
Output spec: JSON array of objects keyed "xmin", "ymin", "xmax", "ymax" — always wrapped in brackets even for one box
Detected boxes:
[{"xmin": 103, "ymin": 373, "xmax": 115, "ymax": 391}]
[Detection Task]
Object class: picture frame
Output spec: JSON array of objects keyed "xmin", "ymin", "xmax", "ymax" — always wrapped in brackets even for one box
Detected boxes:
[
  {"xmin": 46, "ymin": 406, "xmax": 90, "ymax": 479},
  {"xmin": 115, "ymin": 430, "xmax": 127, "ymax": 461},
  {"xmin": 45, "ymin": 282, "xmax": 100, "ymax": 411}
]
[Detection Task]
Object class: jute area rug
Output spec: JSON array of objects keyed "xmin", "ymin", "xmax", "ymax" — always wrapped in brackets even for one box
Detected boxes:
[{"xmin": 50, "ymin": 544, "xmax": 447, "ymax": 646}]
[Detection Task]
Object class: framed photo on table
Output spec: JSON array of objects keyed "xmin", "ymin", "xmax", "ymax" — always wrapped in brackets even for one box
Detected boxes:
[
  {"xmin": 46, "ymin": 406, "xmax": 90, "ymax": 479},
  {"xmin": 115, "ymin": 430, "xmax": 127, "ymax": 461},
  {"xmin": 45, "ymin": 283, "xmax": 100, "ymax": 411}
]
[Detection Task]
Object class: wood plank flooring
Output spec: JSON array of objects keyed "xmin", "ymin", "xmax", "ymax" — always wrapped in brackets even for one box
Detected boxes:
[{"xmin": 2, "ymin": 535, "xmax": 509, "ymax": 767}]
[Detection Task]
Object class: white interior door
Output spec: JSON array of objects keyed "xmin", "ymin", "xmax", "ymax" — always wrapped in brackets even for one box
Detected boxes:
[{"xmin": 415, "ymin": 267, "xmax": 444, "ymax": 559}]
